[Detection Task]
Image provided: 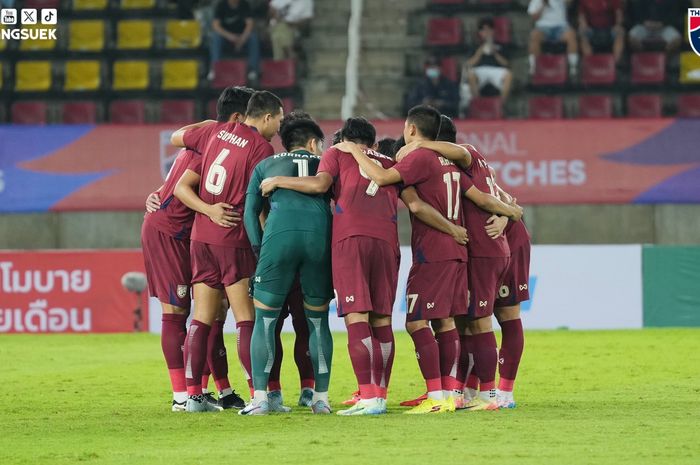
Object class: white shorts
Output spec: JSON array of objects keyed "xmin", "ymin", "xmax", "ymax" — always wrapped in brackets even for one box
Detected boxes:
[
  {"xmin": 629, "ymin": 24, "xmax": 681, "ymax": 44},
  {"xmin": 472, "ymin": 66, "xmax": 509, "ymax": 90}
]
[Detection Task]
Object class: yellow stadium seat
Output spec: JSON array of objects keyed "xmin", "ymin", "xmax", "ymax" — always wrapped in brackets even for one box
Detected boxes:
[
  {"xmin": 121, "ymin": 0, "xmax": 156, "ymax": 9},
  {"xmin": 113, "ymin": 61, "xmax": 149, "ymax": 90},
  {"xmin": 165, "ymin": 20, "xmax": 202, "ymax": 49},
  {"xmin": 0, "ymin": 25, "xmax": 7, "ymax": 52},
  {"xmin": 64, "ymin": 61, "xmax": 101, "ymax": 91},
  {"xmin": 68, "ymin": 20, "xmax": 105, "ymax": 51},
  {"xmin": 19, "ymin": 24, "xmax": 57, "ymax": 51},
  {"xmin": 161, "ymin": 60, "xmax": 199, "ymax": 90},
  {"xmin": 73, "ymin": 0, "xmax": 108, "ymax": 10},
  {"xmin": 680, "ymin": 52, "xmax": 700, "ymax": 84},
  {"xmin": 16, "ymin": 61, "xmax": 52, "ymax": 92},
  {"xmin": 116, "ymin": 20, "xmax": 153, "ymax": 50}
]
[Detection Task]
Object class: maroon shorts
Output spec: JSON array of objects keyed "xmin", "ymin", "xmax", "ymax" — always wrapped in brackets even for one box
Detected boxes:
[
  {"xmin": 141, "ymin": 222, "xmax": 192, "ymax": 309},
  {"xmin": 468, "ymin": 256, "xmax": 510, "ymax": 319},
  {"xmin": 495, "ymin": 243, "xmax": 531, "ymax": 308},
  {"xmin": 405, "ymin": 260, "xmax": 468, "ymax": 322},
  {"xmin": 333, "ymin": 237, "xmax": 399, "ymax": 317},
  {"xmin": 190, "ymin": 241, "xmax": 256, "ymax": 290}
]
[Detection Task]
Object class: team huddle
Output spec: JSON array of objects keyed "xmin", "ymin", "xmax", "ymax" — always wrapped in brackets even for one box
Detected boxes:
[{"xmin": 141, "ymin": 85, "xmax": 531, "ymax": 415}]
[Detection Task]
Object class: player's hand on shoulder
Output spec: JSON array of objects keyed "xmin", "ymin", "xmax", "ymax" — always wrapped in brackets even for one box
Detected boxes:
[
  {"xmin": 145, "ymin": 192, "xmax": 161, "ymax": 213},
  {"xmin": 451, "ymin": 225, "xmax": 469, "ymax": 245},
  {"xmin": 395, "ymin": 141, "xmax": 421, "ymax": 162},
  {"xmin": 332, "ymin": 141, "xmax": 357, "ymax": 153},
  {"xmin": 260, "ymin": 177, "xmax": 278, "ymax": 197},
  {"xmin": 485, "ymin": 215, "xmax": 508, "ymax": 239},
  {"xmin": 510, "ymin": 203, "xmax": 524, "ymax": 222},
  {"xmin": 206, "ymin": 202, "xmax": 239, "ymax": 228}
]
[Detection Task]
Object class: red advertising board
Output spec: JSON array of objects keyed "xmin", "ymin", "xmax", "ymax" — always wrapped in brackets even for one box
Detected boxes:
[{"xmin": 0, "ymin": 250, "xmax": 147, "ymax": 333}]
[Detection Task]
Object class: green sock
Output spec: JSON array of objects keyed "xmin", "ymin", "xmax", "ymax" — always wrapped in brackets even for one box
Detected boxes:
[
  {"xmin": 304, "ymin": 309, "xmax": 333, "ymax": 394},
  {"xmin": 251, "ymin": 307, "xmax": 280, "ymax": 392}
]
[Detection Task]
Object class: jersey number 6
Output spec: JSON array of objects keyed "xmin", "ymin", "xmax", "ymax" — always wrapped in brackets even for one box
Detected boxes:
[{"xmin": 205, "ymin": 148, "xmax": 230, "ymax": 195}]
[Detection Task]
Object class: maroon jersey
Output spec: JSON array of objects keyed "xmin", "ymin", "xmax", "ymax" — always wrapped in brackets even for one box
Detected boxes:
[
  {"xmin": 318, "ymin": 147, "xmax": 400, "ymax": 249},
  {"xmin": 185, "ymin": 122, "xmax": 274, "ymax": 247},
  {"xmin": 143, "ymin": 149, "xmax": 202, "ymax": 240},
  {"xmin": 394, "ymin": 148, "xmax": 467, "ymax": 263},
  {"xmin": 462, "ymin": 145, "xmax": 510, "ymax": 258},
  {"xmin": 505, "ymin": 218, "xmax": 531, "ymax": 251}
]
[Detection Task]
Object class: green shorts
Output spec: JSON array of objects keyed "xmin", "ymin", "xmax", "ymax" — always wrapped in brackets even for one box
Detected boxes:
[{"xmin": 253, "ymin": 229, "xmax": 332, "ymax": 309}]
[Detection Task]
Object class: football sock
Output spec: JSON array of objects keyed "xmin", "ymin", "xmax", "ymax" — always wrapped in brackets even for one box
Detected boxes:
[
  {"xmin": 305, "ymin": 309, "xmax": 333, "ymax": 395},
  {"xmin": 161, "ymin": 313, "xmax": 188, "ymax": 398},
  {"xmin": 236, "ymin": 320, "xmax": 255, "ymax": 395},
  {"xmin": 410, "ymin": 327, "xmax": 443, "ymax": 400},
  {"xmin": 372, "ymin": 324, "xmax": 395, "ymax": 399},
  {"xmin": 207, "ymin": 320, "xmax": 231, "ymax": 394},
  {"xmin": 456, "ymin": 334, "xmax": 471, "ymax": 390},
  {"xmin": 498, "ymin": 318, "xmax": 524, "ymax": 392},
  {"xmin": 347, "ymin": 322, "xmax": 377, "ymax": 400},
  {"xmin": 250, "ymin": 307, "xmax": 280, "ymax": 391},
  {"xmin": 312, "ymin": 390, "xmax": 329, "ymax": 405},
  {"xmin": 183, "ymin": 319, "xmax": 211, "ymax": 396},
  {"xmin": 291, "ymin": 311, "xmax": 315, "ymax": 389},
  {"xmin": 436, "ymin": 328, "xmax": 461, "ymax": 397},
  {"xmin": 472, "ymin": 331, "xmax": 498, "ymax": 392},
  {"xmin": 267, "ymin": 315, "xmax": 284, "ymax": 392}
]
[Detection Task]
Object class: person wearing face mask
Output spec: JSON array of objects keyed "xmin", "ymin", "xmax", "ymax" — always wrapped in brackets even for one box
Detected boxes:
[{"xmin": 406, "ymin": 56, "xmax": 459, "ymax": 117}]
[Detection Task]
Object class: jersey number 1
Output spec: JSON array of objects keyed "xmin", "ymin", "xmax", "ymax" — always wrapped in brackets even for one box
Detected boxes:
[
  {"xmin": 443, "ymin": 172, "xmax": 461, "ymax": 221},
  {"xmin": 205, "ymin": 148, "xmax": 230, "ymax": 195},
  {"xmin": 293, "ymin": 159, "xmax": 309, "ymax": 177}
]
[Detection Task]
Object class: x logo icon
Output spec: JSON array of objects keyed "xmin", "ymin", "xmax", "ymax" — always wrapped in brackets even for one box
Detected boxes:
[{"xmin": 23, "ymin": 10, "xmax": 35, "ymax": 22}]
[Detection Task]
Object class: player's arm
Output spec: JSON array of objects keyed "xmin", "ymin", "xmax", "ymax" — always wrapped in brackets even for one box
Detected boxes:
[
  {"xmin": 397, "ymin": 141, "xmax": 472, "ymax": 171},
  {"xmin": 337, "ymin": 142, "xmax": 402, "ymax": 186},
  {"xmin": 173, "ymin": 169, "xmax": 239, "ymax": 227},
  {"xmin": 170, "ymin": 120, "xmax": 216, "ymax": 147},
  {"xmin": 485, "ymin": 167, "xmax": 513, "ymax": 238},
  {"xmin": 244, "ymin": 169, "xmax": 266, "ymax": 257},
  {"xmin": 260, "ymin": 172, "xmax": 333, "ymax": 197},
  {"xmin": 464, "ymin": 186, "xmax": 522, "ymax": 221},
  {"xmin": 401, "ymin": 187, "xmax": 468, "ymax": 245}
]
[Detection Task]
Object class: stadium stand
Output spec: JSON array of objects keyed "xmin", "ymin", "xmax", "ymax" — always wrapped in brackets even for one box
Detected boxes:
[
  {"xmin": 677, "ymin": 94, "xmax": 700, "ymax": 117},
  {"xmin": 112, "ymin": 61, "xmax": 150, "ymax": 91},
  {"xmin": 64, "ymin": 61, "xmax": 102, "ymax": 92},
  {"xmin": 581, "ymin": 54, "xmax": 616, "ymax": 86},
  {"xmin": 68, "ymin": 20, "xmax": 106, "ymax": 52},
  {"xmin": 627, "ymin": 94, "xmax": 662, "ymax": 118},
  {"xmin": 15, "ymin": 61, "xmax": 52, "ymax": 92},
  {"xmin": 159, "ymin": 100, "xmax": 196, "ymax": 124},
  {"xmin": 109, "ymin": 100, "xmax": 146, "ymax": 124},
  {"xmin": 61, "ymin": 102, "xmax": 99, "ymax": 124},
  {"xmin": 11, "ymin": 101, "xmax": 47, "ymax": 124},
  {"xmin": 578, "ymin": 95, "xmax": 613, "ymax": 118},
  {"xmin": 528, "ymin": 96, "xmax": 564, "ymax": 119},
  {"xmin": 468, "ymin": 96, "xmax": 502, "ymax": 120}
]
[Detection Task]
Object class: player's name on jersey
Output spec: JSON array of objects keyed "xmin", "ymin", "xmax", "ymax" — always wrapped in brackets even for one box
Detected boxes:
[
  {"xmin": 364, "ymin": 148, "xmax": 392, "ymax": 161},
  {"xmin": 273, "ymin": 152, "xmax": 321, "ymax": 160},
  {"xmin": 216, "ymin": 130, "xmax": 249, "ymax": 148},
  {"xmin": 438, "ymin": 156, "xmax": 456, "ymax": 167}
]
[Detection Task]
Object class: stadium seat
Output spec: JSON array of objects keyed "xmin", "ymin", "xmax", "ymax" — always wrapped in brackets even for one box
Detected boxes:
[
  {"xmin": 581, "ymin": 54, "xmax": 616, "ymax": 86},
  {"xmin": 19, "ymin": 25, "xmax": 57, "ymax": 51},
  {"xmin": 468, "ymin": 97, "xmax": 502, "ymax": 120},
  {"xmin": 440, "ymin": 57, "xmax": 459, "ymax": 82},
  {"xmin": 578, "ymin": 95, "xmax": 613, "ymax": 118},
  {"xmin": 11, "ymin": 101, "xmax": 47, "ymax": 124},
  {"xmin": 680, "ymin": 52, "xmax": 700, "ymax": 84},
  {"xmin": 116, "ymin": 20, "xmax": 154, "ymax": 50},
  {"xmin": 631, "ymin": 53, "xmax": 665, "ymax": 85},
  {"xmin": 426, "ymin": 18, "xmax": 463, "ymax": 47},
  {"xmin": 120, "ymin": 0, "xmax": 156, "ymax": 8},
  {"xmin": 532, "ymin": 54, "xmax": 567, "ymax": 86},
  {"xmin": 25, "ymin": 0, "xmax": 60, "ymax": 7},
  {"xmin": 212, "ymin": 60, "xmax": 247, "ymax": 89},
  {"xmin": 165, "ymin": 20, "xmax": 202, "ymax": 49},
  {"xmin": 112, "ymin": 61, "xmax": 150, "ymax": 90},
  {"xmin": 528, "ymin": 96, "xmax": 563, "ymax": 119},
  {"xmin": 15, "ymin": 61, "xmax": 52, "ymax": 92},
  {"xmin": 162, "ymin": 60, "xmax": 199, "ymax": 90},
  {"xmin": 677, "ymin": 94, "xmax": 700, "ymax": 118},
  {"xmin": 281, "ymin": 97, "xmax": 294, "ymax": 113},
  {"xmin": 159, "ymin": 100, "xmax": 195, "ymax": 124},
  {"xmin": 493, "ymin": 16, "xmax": 511, "ymax": 45},
  {"xmin": 627, "ymin": 94, "xmax": 661, "ymax": 118},
  {"xmin": 64, "ymin": 61, "xmax": 101, "ymax": 92},
  {"xmin": 0, "ymin": 25, "xmax": 6, "ymax": 52},
  {"xmin": 260, "ymin": 59, "xmax": 296, "ymax": 89},
  {"xmin": 68, "ymin": 20, "xmax": 105, "ymax": 52},
  {"xmin": 109, "ymin": 100, "xmax": 145, "ymax": 124},
  {"xmin": 61, "ymin": 102, "xmax": 98, "ymax": 124},
  {"xmin": 73, "ymin": 0, "xmax": 108, "ymax": 9},
  {"xmin": 207, "ymin": 99, "xmax": 218, "ymax": 119}
]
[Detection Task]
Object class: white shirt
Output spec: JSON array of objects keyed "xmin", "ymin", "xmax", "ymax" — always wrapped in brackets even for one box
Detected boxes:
[
  {"xmin": 528, "ymin": 0, "xmax": 568, "ymax": 29},
  {"xmin": 270, "ymin": 0, "xmax": 314, "ymax": 23}
]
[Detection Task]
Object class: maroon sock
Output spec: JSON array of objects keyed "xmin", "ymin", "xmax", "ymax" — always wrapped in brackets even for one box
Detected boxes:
[
  {"xmin": 372, "ymin": 325, "xmax": 395, "ymax": 399},
  {"xmin": 161, "ymin": 313, "xmax": 188, "ymax": 393},
  {"xmin": 436, "ymin": 328, "xmax": 461, "ymax": 392},
  {"xmin": 184, "ymin": 319, "xmax": 211, "ymax": 396},
  {"xmin": 498, "ymin": 318, "xmax": 524, "ymax": 392},
  {"xmin": 472, "ymin": 331, "xmax": 498, "ymax": 391},
  {"xmin": 456, "ymin": 334, "xmax": 471, "ymax": 390},
  {"xmin": 236, "ymin": 320, "xmax": 254, "ymax": 395},
  {"xmin": 291, "ymin": 310, "xmax": 314, "ymax": 389},
  {"xmin": 410, "ymin": 327, "xmax": 442, "ymax": 393},
  {"xmin": 207, "ymin": 320, "xmax": 230, "ymax": 393},
  {"xmin": 347, "ymin": 322, "xmax": 377, "ymax": 399},
  {"xmin": 267, "ymin": 315, "xmax": 284, "ymax": 392}
]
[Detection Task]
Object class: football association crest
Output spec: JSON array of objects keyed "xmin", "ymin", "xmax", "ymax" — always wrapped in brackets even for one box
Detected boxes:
[
  {"xmin": 689, "ymin": 9, "xmax": 700, "ymax": 56},
  {"xmin": 177, "ymin": 285, "xmax": 188, "ymax": 298}
]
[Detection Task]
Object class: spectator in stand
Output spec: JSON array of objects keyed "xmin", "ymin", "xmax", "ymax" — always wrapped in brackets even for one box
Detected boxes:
[
  {"xmin": 578, "ymin": 0, "xmax": 625, "ymax": 63},
  {"xmin": 628, "ymin": 0, "xmax": 682, "ymax": 54},
  {"xmin": 405, "ymin": 56, "xmax": 459, "ymax": 117},
  {"xmin": 209, "ymin": 0, "xmax": 260, "ymax": 82},
  {"xmin": 527, "ymin": 0, "xmax": 579, "ymax": 77},
  {"xmin": 463, "ymin": 17, "xmax": 513, "ymax": 105},
  {"xmin": 269, "ymin": 0, "xmax": 314, "ymax": 60}
]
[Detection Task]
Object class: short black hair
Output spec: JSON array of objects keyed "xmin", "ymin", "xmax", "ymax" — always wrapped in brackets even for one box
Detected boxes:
[
  {"xmin": 406, "ymin": 104, "xmax": 441, "ymax": 141},
  {"xmin": 216, "ymin": 86, "xmax": 255, "ymax": 122},
  {"xmin": 392, "ymin": 136, "xmax": 406, "ymax": 156},
  {"xmin": 245, "ymin": 90, "xmax": 284, "ymax": 119},
  {"xmin": 331, "ymin": 129, "xmax": 342, "ymax": 145},
  {"xmin": 377, "ymin": 138, "xmax": 397, "ymax": 158},
  {"xmin": 436, "ymin": 115, "xmax": 457, "ymax": 143},
  {"xmin": 280, "ymin": 110, "xmax": 314, "ymax": 133},
  {"xmin": 478, "ymin": 17, "xmax": 495, "ymax": 31},
  {"xmin": 280, "ymin": 118, "xmax": 324, "ymax": 152},
  {"xmin": 340, "ymin": 117, "xmax": 376, "ymax": 146}
]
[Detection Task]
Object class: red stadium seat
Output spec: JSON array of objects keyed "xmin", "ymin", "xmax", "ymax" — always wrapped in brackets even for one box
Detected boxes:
[
  {"xmin": 260, "ymin": 59, "xmax": 296, "ymax": 89},
  {"xmin": 281, "ymin": 97, "xmax": 294, "ymax": 113},
  {"xmin": 631, "ymin": 53, "xmax": 665, "ymax": 85},
  {"xmin": 109, "ymin": 100, "xmax": 145, "ymax": 124},
  {"xmin": 532, "ymin": 54, "xmax": 567, "ymax": 86},
  {"xmin": 677, "ymin": 94, "xmax": 700, "ymax": 118},
  {"xmin": 528, "ymin": 96, "xmax": 563, "ymax": 119},
  {"xmin": 426, "ymin": 18, "xmax": 463, "ymax": 47},
  {"xmin": 11, "ymin": 101, "xmax": 47, "ymax": 124},
  {"xmin": 25, "ymin": 0, "xmax": 60, "ymax": 8},
  {"xmin": 207, "ymin": 99, "xmax": 218, "ymax": 119},
  {"xmin": 578, "ymin": 95, "xmax": 612, "ymax": 118},
  {"xmin": 212, "ymin": 59, "xmax": 247, "ymax": 89},
  {"xmin": 159, "ymin": 100, "xmax": 195, "ymax": 124},
  {"xmin": 440, "ymin": 56, "xmax": 459, "ymax": 82},
  {"xmin": 581, "ymin": 54, "xmax": 616, "ymax": 86},
  {"xmin": 493, "ymin": 16, "xmax": 511, "ymax": 45},
  {"xmin": 61, "ymin": 102, "xmax": 98, "ymax": 124},
  {"xmin": 627, "ymin": 94, "xmax": 661, "ymax": 118},
  {"xmin": 468, "ymin": 97, "xmax": 502, "ymax": 120}
]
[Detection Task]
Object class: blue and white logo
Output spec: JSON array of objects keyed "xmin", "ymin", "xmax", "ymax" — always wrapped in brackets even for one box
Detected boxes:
[{"xmin": 689, "ymin": 9, "xmax": 700, "ymax": 57}]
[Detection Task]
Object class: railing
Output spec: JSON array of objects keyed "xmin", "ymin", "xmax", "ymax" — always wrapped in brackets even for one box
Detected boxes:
[{"xmin": 341, "ymin": 0, "xmax": 363, "ymax": 119}]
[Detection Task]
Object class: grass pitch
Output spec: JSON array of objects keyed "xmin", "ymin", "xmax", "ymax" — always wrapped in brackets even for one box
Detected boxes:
[{"xmin": 0, "ymin": 329, "xmax": 698, "ymax": 465}]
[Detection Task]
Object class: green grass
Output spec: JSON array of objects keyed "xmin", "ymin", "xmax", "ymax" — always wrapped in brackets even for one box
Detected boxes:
[{"xmin": 1, "ymin": 329, "xmax": 699, "ymax": 465}]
